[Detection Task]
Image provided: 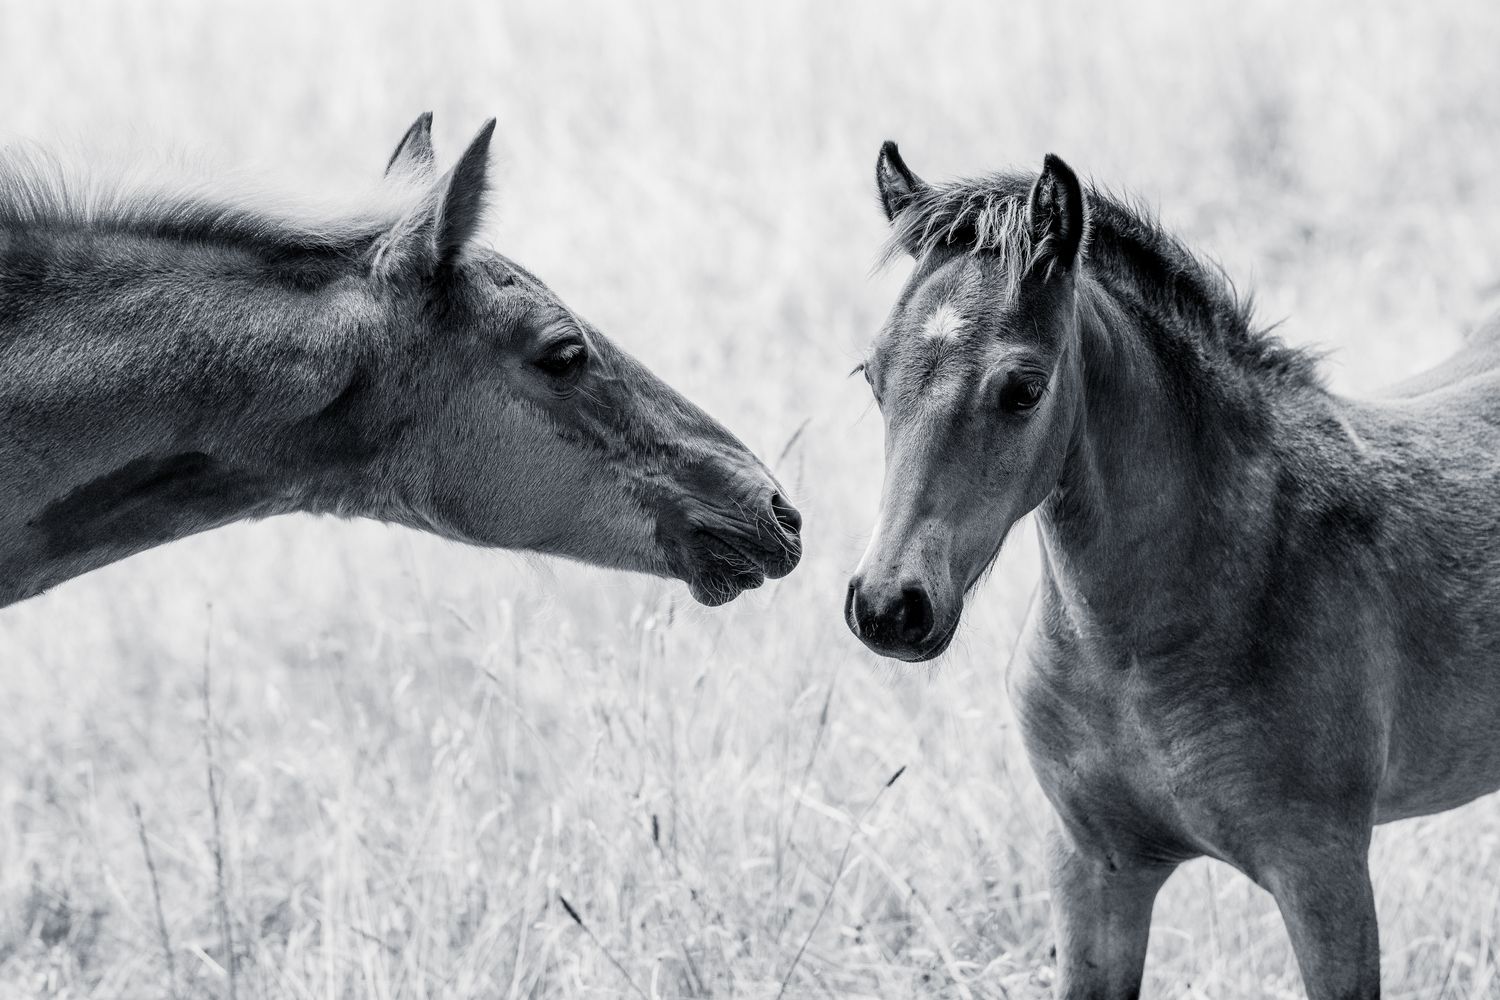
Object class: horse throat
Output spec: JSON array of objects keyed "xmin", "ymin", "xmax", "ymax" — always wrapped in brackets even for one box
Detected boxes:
[
  {"xmin": 1036, "ymin": 282, "xmax": 1277, "ymax": 657},
  {"xmin": 0, "ymin": 453, "xmax": 282, "ymax": 603}
]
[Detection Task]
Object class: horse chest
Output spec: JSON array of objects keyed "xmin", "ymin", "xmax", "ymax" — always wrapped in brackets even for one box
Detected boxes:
[{"xmin": 1010, "ymin": 637, "xmax": 1249, "ymax": 862}]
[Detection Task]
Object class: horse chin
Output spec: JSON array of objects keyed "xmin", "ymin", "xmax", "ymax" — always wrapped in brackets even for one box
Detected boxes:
[
  {"xmin": 687, "ymin": 569, "xmax": 765, "ymax": 607},
  {"xmin": 666, "ymin": 525, "xmax": 783, "ymax": 606}
]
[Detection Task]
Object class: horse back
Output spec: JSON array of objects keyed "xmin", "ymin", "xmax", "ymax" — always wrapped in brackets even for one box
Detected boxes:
[
  {"xmin": 1327, "ymin": 377, "xmax": 1500, "ymax": 819},
  {"xmin": 1379, "ymin": 309, "xmax": 1500, "ymax": 400}
]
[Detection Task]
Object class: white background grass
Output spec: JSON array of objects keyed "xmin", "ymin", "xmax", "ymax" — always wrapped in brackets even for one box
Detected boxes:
[{"xmin": 3, "ymin": 1, "xmax": 1500, "ymax": 997}]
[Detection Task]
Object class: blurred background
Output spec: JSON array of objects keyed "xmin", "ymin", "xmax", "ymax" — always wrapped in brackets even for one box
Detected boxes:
[{"xmin": 2, "ymin": 1, "xmax": 1499, "ymax": 997}]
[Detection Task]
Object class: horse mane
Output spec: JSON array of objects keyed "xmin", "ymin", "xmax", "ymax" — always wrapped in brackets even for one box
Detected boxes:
[
  {"xmin": 0, "ymin": 142, "xmax": 428, "ymax": 262},
  {"xmin": 881, "ymin": 169, "xmax": 1322, "ymax": 391}
]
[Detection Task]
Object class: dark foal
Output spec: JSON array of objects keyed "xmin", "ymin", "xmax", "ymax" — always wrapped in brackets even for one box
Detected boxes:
[
  {"xmin": 848, "ymin": 143, "xmax": 1500, "ymax": 999},
  {"xmin": 0, "ymin": 115, "xmax": 800, "ymax": 609}
]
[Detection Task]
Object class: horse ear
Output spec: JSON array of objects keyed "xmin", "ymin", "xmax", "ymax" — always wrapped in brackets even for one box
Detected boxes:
[
  {"xmin": 373, "ymin": 119, "xmax": 496, "ymax": 281},
  {"xmin": 386, "ymin": 112, "xmax": 436, "ymax": 179},
  {"xmin": 1027, "ymin": 153, "xmax": 1085, "ymax": 271},
  {"xmin": 431, "ymin": 118, "xmax": 495, "ymax": 267},
  {"xmin": 876, "ymin": 141, "xmax": 927, "ymax": 224}
]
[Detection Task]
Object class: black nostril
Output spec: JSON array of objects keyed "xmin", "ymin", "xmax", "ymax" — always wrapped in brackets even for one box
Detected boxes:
[
  {"xmin": 897, "ymin": 586, "xmax": 934, "ymax": 646},
  {"xmin": 770, "ymin": 493, "xmax": 802, "ymax": 537}
]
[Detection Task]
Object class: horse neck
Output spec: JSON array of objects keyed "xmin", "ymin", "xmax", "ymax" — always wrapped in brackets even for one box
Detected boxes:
[
  {"xmin": 1036, "ymin": 275, "xmax": 1279, "ymax": 654},
  {"xmin": 0, "ymin": 228, "xmax": 399, "ymax": 603}
]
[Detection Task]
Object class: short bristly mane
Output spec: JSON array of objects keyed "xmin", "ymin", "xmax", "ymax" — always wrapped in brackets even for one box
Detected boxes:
[
  {"xmin": 0, "ymin": 142, "xmax": 428, "ymax": 261},
  {"xmin": 882, "ymin": 169, "xmax": 1321, "ymax": 391}
]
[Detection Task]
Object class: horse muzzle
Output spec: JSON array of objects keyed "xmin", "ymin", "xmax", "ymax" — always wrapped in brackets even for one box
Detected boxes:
[
  {"xmin": 844, "ymin": 573, "xmax": 960, "ymax": 661},
  {"xmin": 664, "ymin": 489, "xmax": 803, "ymax": 606}
]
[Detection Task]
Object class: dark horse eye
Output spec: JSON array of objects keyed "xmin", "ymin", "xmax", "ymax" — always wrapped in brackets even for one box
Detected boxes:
[
  {"xmin": 534, "ymin": 340, "xmax": 587, "ymax": 380},
  {"xmin": 1000, "ymin": 378, "xmax": 1046, "ymax": 413}
]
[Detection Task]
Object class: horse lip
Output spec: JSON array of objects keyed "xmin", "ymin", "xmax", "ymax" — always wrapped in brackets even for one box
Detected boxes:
[
  {"xmin": 659, "ymin": 524, "xmax": 779, "ymax": 606},
  {"xmin": 907, "ymin": 621, "xmax": 959, "ymax": 661},
  {"xmin": 855, "ymin": 615, "xmax": 959, "ymax": 663},
  {"xmin": 691, "ymin": 522, "xmax": 797, "ymax": 579}
]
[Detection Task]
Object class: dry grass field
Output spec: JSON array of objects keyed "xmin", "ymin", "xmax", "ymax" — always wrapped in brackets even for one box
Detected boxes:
[{"xmin": 3, "ymin": 1, "xmax": 1500, "ymax": 997}]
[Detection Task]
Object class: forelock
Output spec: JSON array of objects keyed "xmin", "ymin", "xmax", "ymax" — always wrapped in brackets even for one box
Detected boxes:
[{"xmin": 878, "ymin": 171, "xmax": 1041, "ymax": 298}]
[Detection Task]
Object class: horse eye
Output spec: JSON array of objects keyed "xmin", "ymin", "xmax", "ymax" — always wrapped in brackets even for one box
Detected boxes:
[
  {"xmin": 1000, "ymin": 378, "xmax": 1046, "ymax": 413},
  {"xmin": 534, "ymin": 340, "xmax": 587, "ymax": 379}
]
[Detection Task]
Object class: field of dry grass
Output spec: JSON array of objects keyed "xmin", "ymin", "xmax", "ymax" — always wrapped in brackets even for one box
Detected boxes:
[{"xmin": 3, "ymin": 1, "xmax": 1500, "ymax": 997}]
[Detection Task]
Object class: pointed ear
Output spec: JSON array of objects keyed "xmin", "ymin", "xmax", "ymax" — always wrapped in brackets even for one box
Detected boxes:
[
  {"xmin": 876, "ymin": 141, "xmax": 927, "ymax": 223},
  {"xmin": 385, "ymin": 112, "xmax": 436, "ymax": 179},
  {"xmin": 373, "ymin": 119, "xmax": 496, "ymax": 281},
  {"xmin": 431, "ymin": 118, "xmax": 495, "ymax": 267},
  {"xmin": 1027, "ymin": 153, "xmax": 1085, "ymax": 272}
]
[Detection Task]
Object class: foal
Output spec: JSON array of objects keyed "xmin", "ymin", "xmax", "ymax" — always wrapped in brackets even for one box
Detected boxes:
[
  {"xmin": 849, "ymin": 143, "xmax": 1500, "ymax": 999},
  {"xmin": 0, "ymin": 115, "xmax": 800, "ymax": 609}
]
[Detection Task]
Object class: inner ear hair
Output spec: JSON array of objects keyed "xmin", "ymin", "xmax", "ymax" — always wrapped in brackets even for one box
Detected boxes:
[
  {"xmin": 876, "ymin": 140, "xmax": 926, "ymax": 223},
  {"xmin": 1028, "ymin": 153, "xmax": 1085, "ymax": 270},
  {"xmin": 386, "ymin": 111, "xmax": 436, "ymax": 178},
  {"xmin": 432, "ymin": 118, "xmax": 497, "ymax": 271}
]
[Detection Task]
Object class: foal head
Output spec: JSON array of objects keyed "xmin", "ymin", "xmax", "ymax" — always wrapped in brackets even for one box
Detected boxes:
[
  {"xmin": 368, "ymin": 115, "xmax": 801, "ymax": 605},
  {"xmin": 847, "ymin": 144, "xmax": 1086, "ymax": 660}
]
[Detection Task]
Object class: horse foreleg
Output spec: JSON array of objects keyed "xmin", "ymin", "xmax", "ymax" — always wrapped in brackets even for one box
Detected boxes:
[
  {"xmin": 1261, "ymin": 843, "xmax": 1381, "ymax": 1000},
  {"xmin": 1047, "ymin": 829, "xmax": 1176, "ymax": 1000}
]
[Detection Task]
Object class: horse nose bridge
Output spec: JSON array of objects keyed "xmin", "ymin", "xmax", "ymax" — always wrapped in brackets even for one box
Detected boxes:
[
  {"xmin": 857, "ymin": 501, "xmax": 956, "ymax": 607},
  {"xmin": 860, "ymin": 481, "xmax": 932, "ymax": 567},
  {"xmin": 672, "ymin": 394, "xmax": 761, "ymax": 462},
  {"xmin": 672, "ymin": 415, "xmax": 784, "ymax": 495},
  {"xmin": 718, "ymin": 448, "xmax": 799, "ymax": 527}
]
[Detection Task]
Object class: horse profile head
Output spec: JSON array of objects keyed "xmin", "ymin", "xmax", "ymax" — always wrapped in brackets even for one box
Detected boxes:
[
  {"xmin": 363, "ymin": 114, "xmax": 801, "ymax": 605},
  {"xmin": 847, "ymin": 144, "xmax": 1086, "ymax": 659}
]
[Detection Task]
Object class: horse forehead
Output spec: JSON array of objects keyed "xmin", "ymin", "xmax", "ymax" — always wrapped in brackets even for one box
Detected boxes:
[
  {"xmin": 884, "ymin": 319, "xmax": 988, "ymax": 413},
  {"xmin": 906, "ymin": 255, "xmax": 989, "ymax": 333},
  {"xmin": 919, "ymin": 302, "xmax": 966, "ymax": 343}
]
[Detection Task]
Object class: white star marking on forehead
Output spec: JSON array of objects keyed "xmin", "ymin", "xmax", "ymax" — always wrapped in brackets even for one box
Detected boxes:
[{"xmin": 920, "ymin": 302, "xmax": 964, "ymax": 343}]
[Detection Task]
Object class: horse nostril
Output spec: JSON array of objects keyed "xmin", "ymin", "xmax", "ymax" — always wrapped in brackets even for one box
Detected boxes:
[
  {"xmin": 844, "ymin": 579, "xmax": 861, "ymax": 634},
  {"xmin": 897, "ymin": 586, "xmax": 934, "ymax": 646},
  {"xmin": 770, "ymin": 493, "xmax": 802, "ymax": 537}
]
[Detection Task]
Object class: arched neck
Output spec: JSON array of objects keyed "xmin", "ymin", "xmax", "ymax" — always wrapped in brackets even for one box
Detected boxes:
[{"xmin": 1036, "ymin": 278, "xmax": 1281, "ymax": 657}]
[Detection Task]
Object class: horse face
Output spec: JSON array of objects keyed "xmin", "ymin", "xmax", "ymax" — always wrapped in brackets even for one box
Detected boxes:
[
  {"xmin": 374, "ymin": 116, "xmax": 800, "ymax": 605},
  {"xmin": 847, "ymin": 148, "xmax": 1085, "ymax": 661}
]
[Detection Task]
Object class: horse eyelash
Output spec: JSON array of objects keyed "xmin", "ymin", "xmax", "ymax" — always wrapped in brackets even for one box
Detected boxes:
[{"xmin": 849, "ymin": 363, "xmax": 867, "ymax": 378}]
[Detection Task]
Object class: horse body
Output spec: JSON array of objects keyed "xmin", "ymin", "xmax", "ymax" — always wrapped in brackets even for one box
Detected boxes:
[
  {"xmin": 0, "ymin": 116, "xmax": 801, "ymax": 608},
  {"xmin": 1355, "ymin": 368, "xmax": 1500, "ymax": 820},
  {"xmin": 852, "ymin": 144, "xmax": 1500, "ymax": 998},
  {"xmin": 1014, "ymin": 360, "xmax": 1500, "ymax": 997},
  {"xmin": 1022, "ymin": 343, "xmax": 1500, "ymax": 817}
]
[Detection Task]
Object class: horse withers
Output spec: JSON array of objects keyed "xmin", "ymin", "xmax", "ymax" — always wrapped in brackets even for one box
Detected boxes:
[
  {"xmin": 0, "ymin": 114, "xmax": 800, "ymax": 609},
  {"xmin": 849, "ymin": 142, "xmax": 1500, "ymax": 999}
]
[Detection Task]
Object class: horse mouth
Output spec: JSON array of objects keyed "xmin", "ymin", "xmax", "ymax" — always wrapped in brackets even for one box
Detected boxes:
[
  {"xmin": 844, "ymin": 585, "xmax": 961, "ymax": 662},
  {"xmin": 687, "ymin": 567, "xmax": 767, "ymax": 606},
  {"xmin": 892, "ymin": 619, "xmax": 959, "ymax": 662},
  {"xmin": 676, "ymin": 527, "xmax": 796, "ymax": 606}
]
